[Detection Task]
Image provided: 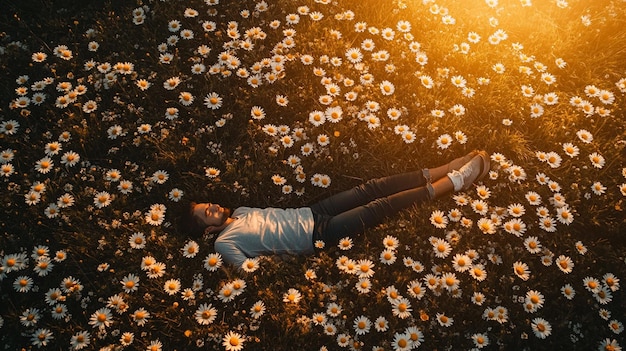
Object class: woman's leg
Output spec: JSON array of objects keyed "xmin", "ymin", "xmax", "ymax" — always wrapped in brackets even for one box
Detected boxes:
[
  {"xmin": 314, "ymin": 151, "xmax": 489, "ymax": 247},
  {"xmin": 309, "ymin": 170, "xmax": 426, "ymax": 217},
  {"xmin": 316, "ymin": 176, "xmax": 453, "ymax": 246},
  {"xmin": 309, "ymin": 151, "xmax": 476, "ymax": 216}
]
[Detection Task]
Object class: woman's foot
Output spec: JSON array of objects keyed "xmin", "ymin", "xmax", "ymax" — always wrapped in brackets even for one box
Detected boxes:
[
  {"xmin": 448, "ymin": 151, "xmax": 490, "ymax": 191},
  {"xmin": 423, "ymin": 150, "xmax": 479, "ymax": 183},
  {"xmin": 447, "ymin": 150, "xmax": 479, "ymax": 173}
]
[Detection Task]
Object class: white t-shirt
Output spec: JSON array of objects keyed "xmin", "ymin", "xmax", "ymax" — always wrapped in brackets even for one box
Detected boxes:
[{"xmin": 214, "ymin": 207, "xmax": 315, "ymax": 267}]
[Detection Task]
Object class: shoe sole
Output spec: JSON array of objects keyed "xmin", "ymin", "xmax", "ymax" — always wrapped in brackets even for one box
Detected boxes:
[{"xmin": 475, "ymin": 151, "xmax": 491, "ymax": 182}]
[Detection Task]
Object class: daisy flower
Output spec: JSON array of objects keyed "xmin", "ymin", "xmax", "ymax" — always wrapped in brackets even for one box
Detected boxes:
[
  {"xmin": 576, "ymin": 129, "xmax": 593, "ymax": 143},
  {"xmin": 241, "ymin": 257, "xmax": 260, "ymax": 273},
  {"xmin": 35, "ymin": 157, "xmax": 53, "ymax": 174},
  {"xmin": 304, "ymin": 269, "xmax": 317, "ymax": 280},
  {"xmin": 25, "ymin": 191, "xmax": 41, "ymax": 205},
  {"xmin": 430, "ymin": 210, "xmax": 448, "ymax": 228},
  {"xmin": 521, "ymin": 85, "xmax": 534, "ymax": 97},
  {"xmin": 250, "ymin": 300, "xmax": 266, "ymax": 319},
  {"xmin": 131, "ymin": 308, "xmax": 150, "ymax": 327},
  {"xmin": 69, "ymin": 330, "xmax": 90, "ymax": 350},
  {"xmin": 93, "ymin": 191, "xmax": 112, "ymax": 208},
  {"xmin": 300, "ymin": 143, "xmax": 314, "ymax": 156},
  {"xmin": 525, "ymin": 191, "xmax": 542, "ymax": 205},
  {"xmin": 151, "ymin": 170, "xmax": 169, "ymax": 184},
  {"xmin": 136, "ymin": 79, "xmax": 151, "ymax": 91},
  {"xmin": 471, "ymin": 199, "xmax": 489, "ymax": 215},
  {"xmin": 205, "ymin": 167, "xmax": 220, "ymax": 178},
  {"xmin": 531, "ymin": 318, "xmax": 552, "ymax": 339},
  {"xmin": 541, "ymin": 72, "xmax": 556, "ymax": 85},
  {"xmin": 283, "ymin": 288, "xmax": 302, "ymax": 304},
  {"xmin": 204, "ymin": 253, "xmax": 223, "ymax": 272},
  {"xmin": 436, "ymin": 313, "xmax": 454, "ymax": 327},
  {"xmin": 529, "ymin": 103, "xmax": 544, "ymax": 118},
  {"xmin": 507, "ymin": 203, "xmax": 525, "ymax": 217},
  {"xmin": 476, "ymin": 185, "xmax": 491, "ymax": 199},
  {"xmin": 117, "ymin": 180, "xmax": 133, "ymax": 194},
  {"xmin": 452, "ymin": 254, "xmax": 471, "ymax": 272},
  {"xmin": 513, "ymin": 261, "xmax": 531, "ymax": 281},
  {"xmin": 337, "ymin": 237, "xmax": 353, "ymax": 250},
  {"xmin": 454, "ymin": 130, "xmax": 468, "ymax": 144},
  {"xmin": 103, "ymin": 168, "xmax": 121, "ymax": 182},
  {"xmin": 598, "ymin": 89, "xmax": 615, "ymax": 105},
  {"xmin": 598, "ymin": 339, "xmax": 622, "ymax": 351},
  {"xmin": 168, "ymin": 188, "xmax": 183, "ymax": 202},
  {"xmin": 44, "ymin": 141, "xmax": 62, "ymax": 156},
  {"xmin": 366, "ymin": 115, "xmax": 381, "ymax": 129},
  {"xmin": 107, "ymin": 125, "xmax": 123, "ymax": 139},
  {"xmin": 382, "ymin": 235, "xmax": 400, "ymax": 251},
  {"xmin": 181, "ymin": 240, "xmax": 199, "ymax": 258},
  {"xmin": 324, "ymin": 106, "xmax": 343, "ymax": 123},
  {"xmin": 415, "ymin": 51, "xmax": 428, "ymax": 66},
  {"xmin": 323, "ymin": 323, "xmax": 337, "ymax": 336},
  {"xmin": 345, "ymin": 47, "xmax": 363, "ymax": 64},
  {"xmin": 163, "ymin": 76, "xmax": 180, "ymax": 90},
  {"xmin": 420, "ymin": 75, "xmax": 434, "ymax": 88},
  {"xmin": 326, "ymin": 302, "xmax": 342, "ymax": 318},
  {"xmin": 432, "ymin": 238, "xmax": 452, "ymax": 258},
  {"xmin": 218, "ymin": 283, "xmax": 237, "ymax": 303},
  {"xmin": 204, "ymin": 92, "xmax": 222, "ymax": 110},
  {"xmin": 392, "ymin": 297, "xmax": 412, "ymax": 319},
  {"xmin": 450, "ymin": 104, "xmax": 466, "ymax": 116},
  {"xmin": 82, "ymin": 100, "xmax": 98, "ymax": 113},
  {"xmin": 20, "ymin": 308, "xmax": 41, "ymax": 327},
  {"xmin": 380, "ymin": 80, "xmax": 395, "ymax": 95},
  {"xmin": 353, "ymin": 315, "xmax": 372, "ymax": 335},
  {"xmin": 544, "ymin": 92, "xmax": 559, "ymax": 105},
  {"xmin": 556, "ymin": 206, "xmax": 574, "ymax": 225},
  {"xmin": 195, "ymin": 303, "xmax": 217, "ymax": 325},
  {"xmin": 521, "ymin": 236, "xmax": 541, "ymax": 254},
  {"xmin": 538, "ymin": 216, "xmax": 557, "ymax": 232},
  {"xmin": 472, "ymin": 333, "xmax": 489, "ymax": 348},
  {"xmin": 409, "ymin": 260, "xmax": 424, "ymax": 274},
  {"xmin": 145, "ymin": 339, "xmax": 163, "ymax": 351},
  {"xmin": 33, "ymin": 257, "xmax": 54, "ymax": 276},
  {"xmin": 436, "ymin": 134, "xmax": 453, "ymax": 149},
  {"xmin": 121, "ymin": 273, "xmax": 139, "ymax": 293},
  {"xmin": 441, "ymin": 272, "xmax": 460, "ymax": 291},
  {"xmin": 386, "ymin": 285, "xmax": 403, "ymax": 303},
  {"xmin": 380, "ymin": 249, "xmax": 397, "ymax": 265},
  {"xmin": 477, "ymin": 217, "xmax": 497, "ymax": 234},
  {"xmin": 89, "ymin": 307, "xmax": 113, "ymax": 329},
  {"xmin": 524, "ymin": 289, "xmax": 545, "ymax": 311},
  {"xmin": 472, "ymin": 292, "xmax": 486, "ymax": 305},
  {"xmin": 555, "ymin": 255, "xmax": 574, "ymax": 274},
  {"xmin": 14, "ymin": 276, "xmax": 34, "ymax": 292},
  {"xmin": 31, "ymin": 328, "xmax": 54, "ymax": 348},
  {"xmin": 1, "ymin": 149, "xmax": 14, "ymax": 164},
  {"xmin": 352, "ymin": 259, "xmax": 374, "ymax": 279},
  {"xmin": 589, "ymin": 152, "xmax": 605, "ymax": 169},
  {"xmin": 602, "ymin": 273, "xmax": 620, "ymax": 292},
  {"xmin": 490, "ymin": 61, "xmax": 506, "ymax": 74},
  {"xmin": 406, "ymin": 279, "xmax": 426, "ymax": 300}
]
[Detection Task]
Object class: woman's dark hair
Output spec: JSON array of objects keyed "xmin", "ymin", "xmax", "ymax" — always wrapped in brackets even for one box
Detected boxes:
[{"xmin": 179, "ymin": 201, "xmax": 205, "ymax": 238}]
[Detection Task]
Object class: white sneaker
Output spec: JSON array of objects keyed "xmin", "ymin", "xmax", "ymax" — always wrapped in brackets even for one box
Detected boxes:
[{"xmin": 449, "ymin": 151, "xmax": 490, "ymax": 191}]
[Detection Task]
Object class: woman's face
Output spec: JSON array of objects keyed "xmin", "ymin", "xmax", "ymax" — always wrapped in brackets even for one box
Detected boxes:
[{"xmin": 191, "ymin": 202, "xmax": 230, "ymax": 229}]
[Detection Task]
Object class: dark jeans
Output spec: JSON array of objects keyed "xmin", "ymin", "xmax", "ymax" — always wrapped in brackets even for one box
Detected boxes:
[{"xmin": 309, "ymin": 170, "xmax": 429, "ymax": 247}]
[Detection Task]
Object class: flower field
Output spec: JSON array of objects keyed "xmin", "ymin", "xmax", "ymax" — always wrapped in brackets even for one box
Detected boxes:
[{"xmin": 1, "ymin": 0, "xmax": 625, "ymax": 350}]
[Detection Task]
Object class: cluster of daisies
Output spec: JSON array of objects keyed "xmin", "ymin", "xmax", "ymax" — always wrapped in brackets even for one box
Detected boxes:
[{"xmin": 1, "ymin": 0, "xmax": 625, "ymax": 350}]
